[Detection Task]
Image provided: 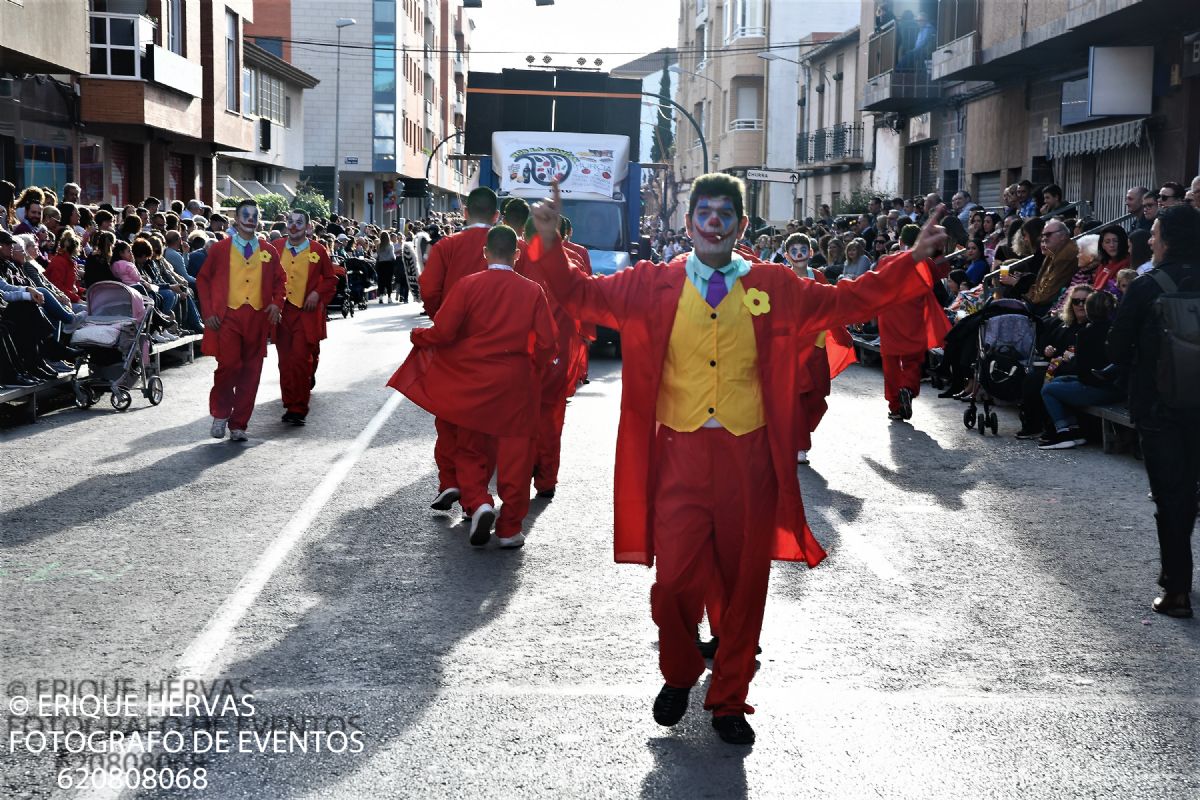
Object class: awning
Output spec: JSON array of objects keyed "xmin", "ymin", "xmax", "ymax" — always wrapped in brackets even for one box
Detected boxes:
[{"xmin": 1047, "ymin": 118, "xmax": 1145, "ymax": 160}]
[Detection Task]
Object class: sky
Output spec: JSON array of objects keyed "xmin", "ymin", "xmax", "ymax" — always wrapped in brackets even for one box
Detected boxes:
[{"xmin": 464, "ymin": 0, "xmax": 680, "ymax": 74}]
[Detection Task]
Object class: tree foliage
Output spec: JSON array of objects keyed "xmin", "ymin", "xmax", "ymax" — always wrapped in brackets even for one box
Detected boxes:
[{"xmin": 650, "ymin": 54, "xmax": 675, "ymax": 164}]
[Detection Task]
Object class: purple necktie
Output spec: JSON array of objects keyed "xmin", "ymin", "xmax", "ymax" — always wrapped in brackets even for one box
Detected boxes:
[
  {"xmin": 705, "ymin": 273, "xmax": 728, "ymax": 307},
  {"xmin": 243, "ymin": 243, "xmax": 253, "ymax": 260}
]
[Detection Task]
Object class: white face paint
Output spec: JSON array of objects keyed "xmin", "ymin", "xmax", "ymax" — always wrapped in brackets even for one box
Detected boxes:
[
  {"xmin": 235, "ymin": 204, "xmax": 259, "ymax": 239},
  {"xmin": 787, "ymin": 243, "xmax": 809, "ymax": 264},
  {"xmin": 685, "ymin": 196, "xmax": 743, "ymax": 266},
  {"xmin": 287, "ymin": 213, "xmax": 308, "ymax": 242}
]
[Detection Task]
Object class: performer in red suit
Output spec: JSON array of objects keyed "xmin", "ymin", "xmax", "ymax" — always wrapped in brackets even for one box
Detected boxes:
[
  {"xmin": 417, "ymin": 188, "xmax": 500, "ymax": 512},
  {"xmin": 269, "ymin": 209, "xmax": 339, "ymax": 426},
  {"xmin": 388, "ymin": 225, "xmax": 557, "ymax": 548},
  {"xmin": 784, "ymin": 233, "xmax": 857, "ymax": 464},
  {"xmin": 526, "ymin": 177, "xmax": 947, "ymax": 745},
  {"xmin": 562, "ymin": 217, "xmax": 595, "ymax": 385},
  {"xmin": 876, "ymin": 225, "xmax": 953, "ymax": 421},
  {"xmin": 197, "ymin": 199, "xmax": 285, "ymax": 442}
]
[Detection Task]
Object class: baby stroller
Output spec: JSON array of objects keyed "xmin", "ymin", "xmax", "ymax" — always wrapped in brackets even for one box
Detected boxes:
[
  {"xmin": 70, "ymin": 281, "xmax": 163, "ymax": 412},
  {"xmin": 328, "ymin": 263, "xmax": 356, "ymax": 319},
  {"xmin": 963, "ymin": 299, "xmax": 1040, "ymax": 435},
  {"xmin": 343, "ymin": 257, "xmax": 375, "ymax": 311}
]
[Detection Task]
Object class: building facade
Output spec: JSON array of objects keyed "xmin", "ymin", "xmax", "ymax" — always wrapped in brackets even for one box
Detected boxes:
[{"xmin": 265, "ymin": 0, "xmax": 471, "ymax": 226}]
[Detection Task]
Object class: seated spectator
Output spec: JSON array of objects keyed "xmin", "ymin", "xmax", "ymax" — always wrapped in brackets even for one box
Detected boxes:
[
  {"xmin": 1130, "ymin": 228, "xmax": 1154, "ymax": 275},
  {"xmin": 118, "ymin": 215, "xmax": 142, "ymax": 243},
  {"xmin": 1115, "ymin": 267, "xmax": 1138, "ymax": 297},
  {"xmin": 822, "ymin": 237, "xmax": 846, "ymax": 282},
  {"xmin": 1017, "ymin": 180, "xmax": 1038, "ymax": 218},
  {"xmin": 1048, "ymin": 234, "xmax": 1114, "ymax": 317},
  {"xmin": 963, "ymin": 239, "xmax": 989, "ymax": 286},
  {"xmin": 841, "ymin": 238, "xmax": 873, "ymax": 281},
  {"xmin": 1157, "ymin": 181, "xmax": 1186, "ymax": 210},
  {"xmin": 1024, "ymin": 218, "xmax": 1077, "ymax": 316},
  {"xmin": 1040, "ymin": 184, "xmax": 1072, "ymax": 218},
  {"xmin": 754, "ymin": 234, "xmax": 771, "ymax": 261},
  {"xmin": 46, "ymin": 229, "xmax": 84, "ymax": 305},
  {"xmin": 1093, "ymin": 225, "xmax": 1129, "ymax": 290},
  {"xmin": 14, "ymin": 233, "xmax": 81, "ymax": 320},
  {"xmin": 84, "ymin": 231, "xmax": 118, "ymax": 287},
  {"xmin": 1037, "ymin": 290, "xmax": 1122, "ymax": 450},
  {"xmin": 1016, "ymin": 283, "xmax": 1092, "ymax": 439}
]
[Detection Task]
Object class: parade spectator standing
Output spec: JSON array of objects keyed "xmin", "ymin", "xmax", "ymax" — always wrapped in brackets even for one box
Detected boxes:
[
  {"xmin": 1126, "ymin": 186, "xmax": 1152, "ymax": 232},
  {"xmin": 388, "ymin": 225, "xmax": 557, "ymax": 549},
  {"xmin": 1106, "ymin": 204, "xmax": 1200, "ymax": 619},
  {"xmin": 375, "ymin": 227, "xmax": 397, "ymax": 304},
  {"xmin": 197, "ymin": 200, "xmax": 285, "ymax": 442},
  {"xmin": 269, "ymin": 210, "xmax": 338, "ymax": 426}
]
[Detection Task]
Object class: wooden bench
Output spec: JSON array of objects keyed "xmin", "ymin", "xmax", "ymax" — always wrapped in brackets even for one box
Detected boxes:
[
  {"xmin": 1082, "ymin": 403, "xmax": 1139, "ymax": 456},
  {"xmin": 0, "ymin": 374, "xmax": 74, "ymax": 422},
  {"xmin": 149, "ymin": 333, "xmax": 202, "ymax": 372}
]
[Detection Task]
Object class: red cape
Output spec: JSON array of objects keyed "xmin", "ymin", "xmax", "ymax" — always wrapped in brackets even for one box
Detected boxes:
[
  {"xmin": 387, "ymin": 268, "xmax": 557, "ymax": 437},
  {"xmin": 529, "ymin": 240, "xmax": 933, "ymax": 567}
]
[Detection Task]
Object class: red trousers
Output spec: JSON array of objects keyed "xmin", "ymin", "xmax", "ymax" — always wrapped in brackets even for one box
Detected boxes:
[
  {"xmin": 882, "ymin": 352, "xmax": 925, "ymax": 412},
  {"xmin": 435, "ymin": 418, "xmax": 497, "ymax": 496},
  {"xmin": 797, "ymin": 347, "xmax": 832, "ymax": 451},
  {"xmin": 456, "ymin": 427, "xmax": 534, "ymax": 537},
  {"xmin": 209, "ymin": 304, "xmax": 270, "ymax": 430},
  {"xmin": 533, "ymin": 395, "xmax": 567, "ymax": 492},
  {"xmin": 651, "ymin": 425, "xmax": 776, "ymax": 716},
  {"xmin": 276, "ymin": 303, "xmax": 321, "ymax": 415}
]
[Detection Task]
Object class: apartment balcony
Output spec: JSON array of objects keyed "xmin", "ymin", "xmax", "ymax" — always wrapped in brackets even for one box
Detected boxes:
[
  {"xmin": 424, "ymin": 0, "xmax": 436, "ymax": 23},
  {"xmin": 453, "ymin": 92, "xmax": 465, "ymax": 119},
  {"xmin": 862, "ymin": 22, "xmax": 941, "ymax": 113},
  {"xmin": 796, "ymin": 123, "xmax": 863, "ymax": 165},
  {"xmin": 931, "ymin": 31, "xmax": 979, "ymax": 81},
  {"xmin": 728, "ymin": 118, "xmax": 763, "ymax": 132},
  {"xmin": 454, "ymin": 54, "xmax": 466, "ymax": 78}
]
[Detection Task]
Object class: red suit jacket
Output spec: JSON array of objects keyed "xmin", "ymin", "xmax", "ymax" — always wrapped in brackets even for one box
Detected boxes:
[
  {"xmin": 418, "ymin": 225, "xmax": 490, "ymax": 317},
  {"xmin": 516, "ymin": 239, "xmax": 585, "ymax": 401},
  {"xmin": 268, "ymin": 239, "xmax": 339, "ymax": 343},
  {"xmin": 563, "ymin": 240, "xmax": 596, "ymax": 342},
  {"xmin": 876, "ymin": 259, "xmax": 952, "ymax": 355},
  {"xmin": 388, "ymin": 268, "xmax": 558, "ymax": 438},
  {"xmin": 529, "ymin": 239, "xmax": 934, "ymax": 567},
  {"xmin": 197, "ymin": 238, "xmax": 286, "ymax": 359}
]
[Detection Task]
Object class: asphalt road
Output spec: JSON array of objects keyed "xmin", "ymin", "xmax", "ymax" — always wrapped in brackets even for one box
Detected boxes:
[{"xmin": 1, "ymin": 300, "xmax": 1197, "ymax": 799}]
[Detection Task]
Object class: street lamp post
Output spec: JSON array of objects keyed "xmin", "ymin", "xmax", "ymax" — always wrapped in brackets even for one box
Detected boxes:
[
  {"xmin": 426, "ymin": 129, "xmax": 463, "ymax": 218},
  {"xmin": 332, "ymin": 17, "xmax": 356, "ymax": 217}
]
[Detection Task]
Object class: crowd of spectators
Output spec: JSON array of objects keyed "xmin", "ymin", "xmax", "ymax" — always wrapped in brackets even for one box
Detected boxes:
[{"xmin": 0, "ymin": 178, "xmax": 456, "ymax": 391}]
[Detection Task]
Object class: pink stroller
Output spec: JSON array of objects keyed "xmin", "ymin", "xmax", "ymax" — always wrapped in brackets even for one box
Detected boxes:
[{"xmin": 70, "ymin": 281, "xmax": 163, "ymax": 411}]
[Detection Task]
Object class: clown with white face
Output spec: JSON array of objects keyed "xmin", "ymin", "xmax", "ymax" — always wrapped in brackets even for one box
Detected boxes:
[
  {"xmin": 269, "ymin": 208, "xmax": 339, "ymax": 426},
  {"xmin": 782, "ymin": 232, "xmax": 813, "ymax": 279},
  {"xmin": 196, "ymin": 199, "xmax": 287, "ymax": 442}
]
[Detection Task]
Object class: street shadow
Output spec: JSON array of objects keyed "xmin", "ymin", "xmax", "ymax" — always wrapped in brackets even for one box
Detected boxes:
[
  {"xmin": 798, "ymin": 466, "xmax": 865, "ymax": 523},
  {"xmin": 0, "ymin": 442, "xmax": 248, "ymax": 548},
  {"xmin": 859, "ymin": 423, "xmax": 981, "ymax": 511},
  {"xmin": 155, "ymin": 480, "xmax": 526, "ymax": 798}
]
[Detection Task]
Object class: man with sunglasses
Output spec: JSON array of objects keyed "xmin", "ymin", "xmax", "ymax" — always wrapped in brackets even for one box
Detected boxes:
[
  {"xmin": 1024, "ymin": 219, "xmax": 1078, "ymax": 316},
  {"xmin": 1157, "ymin": 182, "xmax": 1186, "ymax": 209}
]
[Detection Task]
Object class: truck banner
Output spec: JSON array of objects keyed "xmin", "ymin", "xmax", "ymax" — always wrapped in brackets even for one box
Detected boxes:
[{"xmin": 492, "ymin": 132, "xmax": 630, "ymax": 199}]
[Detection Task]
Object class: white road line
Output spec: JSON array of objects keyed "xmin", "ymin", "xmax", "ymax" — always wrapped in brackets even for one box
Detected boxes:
[{"xmin": 73, "ymin": 391, "xmax": 405, "ymax": 800}]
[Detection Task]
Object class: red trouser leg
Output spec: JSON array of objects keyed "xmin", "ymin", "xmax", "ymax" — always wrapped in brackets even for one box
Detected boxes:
[
  {"xmin": 209, "ymin": 305, "xmax": 268, "ymax": 430},
  {"xmin": 495, "ymin": 434, "xmax": 535, "ymax": 537},
  {"xmin": 651, "ymin": 426, "xmax": 777, "ymax": 716},
  {"xmin": 883, "ymin": 352, "xmax": 926, "ymax": 411},
  {"xmin": 455, "ymin": 427, "xmax": 495, "ymax": 515},
  {"xmin": 533, "ymin": 395, "xmax": 567, "ymax": 492},
  {"xmin": 704, "ymin": 583, "xmax": 725, "ymax": 638},
  {"xmin": 434, "ymin": 418, "xmax": 459, "ymax": 492},
  {"xmin": 276, "ymin": 304, "xmax": 313, "ymax": 415}
]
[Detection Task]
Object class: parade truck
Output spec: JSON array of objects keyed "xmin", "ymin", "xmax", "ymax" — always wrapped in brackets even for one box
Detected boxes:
[{"xmin": 478, "ymin": 132, "xmax": 640, "ymax": 352}]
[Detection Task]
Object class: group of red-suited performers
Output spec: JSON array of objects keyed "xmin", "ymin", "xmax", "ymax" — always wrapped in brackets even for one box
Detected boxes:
[
  {"xmin": 389, "ymin": 188, "xmax": 591, "ymax": 548},
  {"xmin": 515, "ymin": 175, "xmax": 947, "ymax": 746},
  {"xmin": 198, "ymin": 200, "xmax": 338, "ymax": 441}
]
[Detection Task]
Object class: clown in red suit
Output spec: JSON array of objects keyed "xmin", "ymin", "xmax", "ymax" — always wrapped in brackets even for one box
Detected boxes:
[
  {"xmin": 525, "ymin": 177, "xmax": 947, "ymax": 745},
  {"xmin": 389, "ymin": 225, "xmax": 557, "ymax": 548},
  {"xmin": 269, "ymin": 210, "xmax": 339, "ymax": 426},
  {"xmin": 876, "ymin": 226, "xmax": 953, "ymax": 421},
  {"xmin": 416, "ymin": 188, "xmax": 500, "ymax": 512},
  {"xmin": 197, "ymin": 199, "xmax": 285, "ymax": 442}
]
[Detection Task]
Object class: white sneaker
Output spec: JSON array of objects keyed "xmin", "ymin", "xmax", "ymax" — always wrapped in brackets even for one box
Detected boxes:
[
  {"xmin": 497, "ymin": 532, "xmax": 526, "ymax": 549},
  {"xmin": 469, "ymin": 503, "xmax": 495, "ymax": 547},
  {"xmin": 796, "ymin": 450, "xmax": 809, "ymax": 465},
  {"xmin": 210, "ymin": 417, "xmax": 228, "ymax": 439},
  {"xmin": 229, "ymin": 429, "xmax": 248, "ymax": 442}
]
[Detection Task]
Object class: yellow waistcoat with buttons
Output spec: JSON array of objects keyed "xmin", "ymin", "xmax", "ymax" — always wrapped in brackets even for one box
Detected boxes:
[
  {"xmin": 655, "ymin": 278, "xmax": 766, "ymax": 435},
  {"xmin": 227, "ymin": 246, "xmax": 264, "ymax": 310}
]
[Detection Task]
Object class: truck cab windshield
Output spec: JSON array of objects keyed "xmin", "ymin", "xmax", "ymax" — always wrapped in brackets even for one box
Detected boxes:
[{"xmin": 560, "ymin": 199, "xmax": 626, "ymax": 252}]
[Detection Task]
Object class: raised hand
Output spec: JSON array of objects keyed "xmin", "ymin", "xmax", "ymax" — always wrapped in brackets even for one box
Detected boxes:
[
  {"xmin": 531, "ymin": 180, "xmax": 562, "ymax": 248},
  {"xmin": 912, "ymin": 204, "xmax": 949, "ymax": 263}
]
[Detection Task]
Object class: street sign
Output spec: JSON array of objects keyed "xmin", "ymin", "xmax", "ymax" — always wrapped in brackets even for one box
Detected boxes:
[
  {"xmin": 746, "ymin": 168, "xmax": 800, "ymax": 184},
  {"xmin": 344, "ymin": 156, "xmax": 359, "ymax": 165}
]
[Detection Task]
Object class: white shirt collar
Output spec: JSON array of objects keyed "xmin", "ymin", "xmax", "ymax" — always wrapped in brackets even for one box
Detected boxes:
[{"xmin": 487, "ymin": 263, "xmax": 513, "ymax": 271}]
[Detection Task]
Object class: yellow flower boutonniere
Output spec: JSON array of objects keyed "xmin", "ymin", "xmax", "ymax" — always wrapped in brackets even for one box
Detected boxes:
[
  {"xmin": 307, "ymin": 251, "xmax": 321, "ymax": 264},
  {"xmin": 254, "ymin": 250, "xmax": 273, "ymax": 265},
  {"xmin": 743, "ymin": 287, "xmax": 771, "ymax": 316}
]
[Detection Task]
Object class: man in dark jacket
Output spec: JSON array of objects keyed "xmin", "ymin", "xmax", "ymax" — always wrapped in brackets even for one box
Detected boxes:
[{"xmin": 1107, "ymin": 204, "xmax": 1200, "ymax": 619}]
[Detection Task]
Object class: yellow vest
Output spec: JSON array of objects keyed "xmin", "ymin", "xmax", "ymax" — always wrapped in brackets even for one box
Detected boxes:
[
  {"xmin": 281, "ymin": 246, "xmax": 310, "ymax": 309},
  {"xmin": 227, "ymin": 245, "xmax": 264, "ymax": 310},
  {"xmin": 656, "ymin": 278, "xmax": 765, "ymax": 435}
]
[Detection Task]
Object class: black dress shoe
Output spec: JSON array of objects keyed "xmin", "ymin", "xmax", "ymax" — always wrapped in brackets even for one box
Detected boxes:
[
  {"xmin": 281, "ymin": 411, "xmax": 306, "ymax": 426},
  {"xmin": 652, "ymin": 684, "xmax": 690, "ymax": 727},
  {"xmin": 712, "ymin": 714, "xmax": 755, "ymax": 745},
  {"xmin": 697, "ymin": 636, "xmax": 719, "ymax": 659},
  {"xmin": 937, "ymin": 388, "xmax": 960, "ymax": 399},
  {"xmin": 535, "ymin": 487, "xmax": 555, "ymax": 499},
  {"xmin": 1152, "ymin": 592, "xmax": 1194, "ymax": 618},
  {"xmin": 431, "ymin": 487, "xmax": 461, "ymax": 511}
]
